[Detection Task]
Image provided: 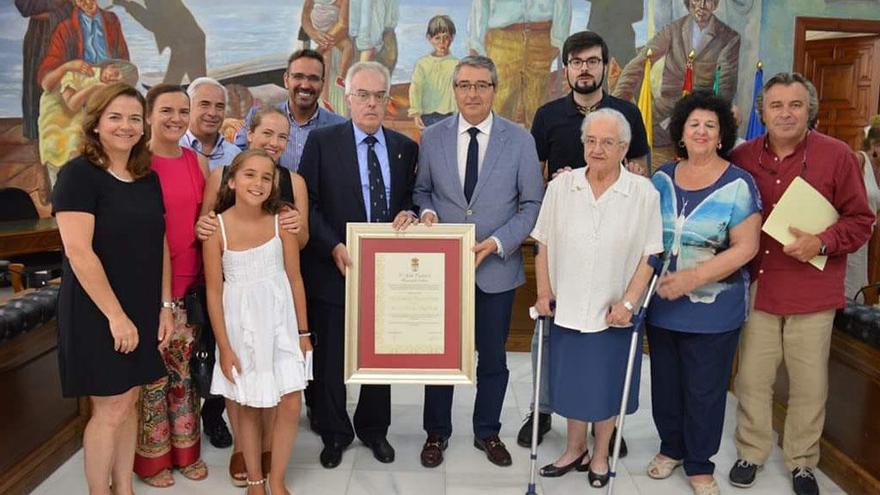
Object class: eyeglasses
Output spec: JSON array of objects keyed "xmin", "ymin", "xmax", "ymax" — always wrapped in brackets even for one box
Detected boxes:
[
  {"xmin": 690, "ymin": 0, "xmax": 718, "ymax": 7},
  {"xmin": 757, "ymin": 131, "xmax": 809, "ymax": 178},
  {"xmin": 349, "ymin": 90, "xmax": 389, "ymax": 104},
  {"xmin": 453, "ymin": 82, "xmax": 494, "ymax": 94},
  {"xmin": 583, "ymin": 136, "xmax": 623, "ymax": 150},
  {"xmin": 568, "ymin": 57, "xmax": 603, "ymax": 70},
  {"xmin": 287, "ymin": 73, "xmax": 323, "ymax": 84}
]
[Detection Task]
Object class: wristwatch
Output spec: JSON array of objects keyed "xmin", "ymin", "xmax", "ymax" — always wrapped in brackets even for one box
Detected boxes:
[
  {"xmin": 161, "ymin": 300, "xmax": 176, "ymax": 309},
  {"xmin": 622, "ymin": 300, "xmax": 635, "ymax": 312},
  {"xmin": 818, "ymin": 241, "xmax": 827, "ymax": 256}
]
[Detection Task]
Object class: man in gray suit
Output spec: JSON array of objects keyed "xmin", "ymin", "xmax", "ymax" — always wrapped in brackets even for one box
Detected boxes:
[{"xmin": 413, "ymin": 56, "xmax": 544, "ymax": 468}]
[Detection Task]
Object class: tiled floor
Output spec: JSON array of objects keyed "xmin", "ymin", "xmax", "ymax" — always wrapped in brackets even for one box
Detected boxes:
[{"xmin": 33, "ymin": 352, "xmax": 846, "ymax": 494}]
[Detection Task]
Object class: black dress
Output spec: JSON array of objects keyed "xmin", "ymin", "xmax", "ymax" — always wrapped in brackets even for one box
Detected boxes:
[{"xmin": 52, "ymin": 157, "xmax": 167, "ymax": 397}]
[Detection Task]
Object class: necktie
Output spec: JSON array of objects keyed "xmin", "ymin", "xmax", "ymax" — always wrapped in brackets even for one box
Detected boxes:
[
  {"xmin": 364, "ymin": 135, "xmax": 389, "ymax": 222},
  {"xmin": 464, "ymin": 127, "xmax": 480, "ymax": 203}
]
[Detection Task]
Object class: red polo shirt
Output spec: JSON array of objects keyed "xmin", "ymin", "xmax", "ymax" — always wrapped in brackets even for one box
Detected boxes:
[{"xmin": 731, "ymin": 131, "xmax": 874, "ymax": 315}]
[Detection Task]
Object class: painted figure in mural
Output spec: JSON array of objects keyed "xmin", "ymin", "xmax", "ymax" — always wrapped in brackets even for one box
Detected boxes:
[
  {"xmin": 349, "ymin": 0, "xmax": 400, "ymax": 73},
  {"xmin": 301, "ymin": 0, "xmax": 355, "ymax": 103},
  {"xmin": 408, "ymin": 15, "xmax": 459, "ymax": 130},
  {"xmin": 111, "ymin": 0, "xmax": 207, "ymax": 84},
  {"xmin": 234, "ymin": 50, "xmax": 346, "ymax": 172},
  {"xmin": 37, "ymin": 0, "xmax": 130, "ymax": 92},
  {"xmin": 467, "ymin": 0, "xmax": 572, "ymax": 127},
  {"xmin": 586, "ymin": 0, "xmax": 643, "ymax": 67},
  {"xmin": 38, "ymin": 58, "xmax": 138, "ymax": 185},
  {"xmin": 15, "ymin": 0, "xmax": 72, "ymax": 141},
  {"xmin": 613, "ymin": 0, "xmax": 740, "ymax": 146}
]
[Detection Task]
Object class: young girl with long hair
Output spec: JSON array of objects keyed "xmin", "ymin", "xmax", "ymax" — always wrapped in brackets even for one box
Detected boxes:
[{"xmin": 204, "ymin": 149, "xmax": 312, "ymax": 494}]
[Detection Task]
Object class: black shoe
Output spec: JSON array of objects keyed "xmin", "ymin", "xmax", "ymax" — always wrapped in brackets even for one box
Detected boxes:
[
  {"xmin": 792, "ymin": 467, "xmax": 819, "ymax": 495},
  {"xmin": 587, "ymin": 460, "xmax": 610, "ymax": 488},
  {"xmin": 539, "ymin": 450, "xmax": 589, "ymax": 478},
  {"xmin": 591, "ymin": 425, "xmax": 627, "ymax": 458},
  {"xmin": 728, "ymin": 459, "xmax": 760, "ymax": 488},
  {"xmin": 516, "ymin": 412, "xmax": 552, "ymax": 447},
  {"xmin": 320, "ymin": 442, "xmax": 345, "ymax": 469},
  {"xmin": 363, "ymin": 438, "xmax": 395, "ymax": 463},
  {"xmin": 203, "ymin": 419, "xmax": 232, "ymax": 449}
]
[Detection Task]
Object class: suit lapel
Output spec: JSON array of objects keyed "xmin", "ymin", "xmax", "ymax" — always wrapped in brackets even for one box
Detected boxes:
[
  {"xmin": 384, "ymin": 127, "xmax": 405, "ymax": 212},
  {"xmin": 469, "ymin": 115, "xmax": 506, "ymax": 204},
  {"xmin": 443, "ymin": 116, "xmax": 468, "ymax": 207},
  {"xmin": 681, "ymin": 16, "xmax": 694, "ymax": 58},
  {"xmin": 341, "ymin": 122, "xmax": 367, "ymax": 221},
  {"xmin": 695, "ymin": 16, "xmax": 719, "ymax": 58}
]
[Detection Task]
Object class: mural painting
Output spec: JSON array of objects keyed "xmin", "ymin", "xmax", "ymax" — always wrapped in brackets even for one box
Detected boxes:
[{"xmin": 6, "ymin": 0, "xmax": 875, "ymax": 210}]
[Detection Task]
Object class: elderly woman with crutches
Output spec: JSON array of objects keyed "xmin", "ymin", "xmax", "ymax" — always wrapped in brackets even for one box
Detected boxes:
[{"xmin": 531, "ymin": 108, "xmax": 663, "ymax": 488}]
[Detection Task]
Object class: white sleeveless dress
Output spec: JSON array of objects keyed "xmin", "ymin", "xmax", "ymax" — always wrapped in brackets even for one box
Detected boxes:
[{"xmin": 210, "ymin": 213, "xmax": 312, "ymax": 407}]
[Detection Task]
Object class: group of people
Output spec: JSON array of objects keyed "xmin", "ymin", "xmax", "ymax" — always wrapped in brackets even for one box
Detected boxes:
[{"xmin": 50, "ymin": 29, "xmax": 874, "ymax": 495}]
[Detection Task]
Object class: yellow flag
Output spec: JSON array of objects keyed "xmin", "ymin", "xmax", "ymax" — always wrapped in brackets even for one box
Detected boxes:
[{"xmin": 637, "ymin": 51, "xmax": 653, "ymax": 154}]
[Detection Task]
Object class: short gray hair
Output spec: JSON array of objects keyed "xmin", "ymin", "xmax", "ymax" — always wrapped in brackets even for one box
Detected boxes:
[
  {"xmin": 453, "ymin": 55, "xmax": 499, "ymax": 87},
  {"xmin": 344, "ymin": 61, "xmax": 391, "ymax": 94},
  {"xmin": 581, "ymin": 108, "xmax": 632, "ymax": 145},
  {"xmin": 187, "ymin": 76, "xmax": 228, "ymax": 104},
  {"xmin": 756, "ymin": 72, "xmax": 819, "ymax": 126}
]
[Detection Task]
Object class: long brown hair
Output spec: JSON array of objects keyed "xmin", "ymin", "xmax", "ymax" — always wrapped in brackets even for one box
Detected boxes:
[
  {"xmin": 80, "ymin": 82, "xmax": 152, "ymax": 179},
  {"xmin": 214, "ymin": 149, "xmax": 283, "ymax": 214}
]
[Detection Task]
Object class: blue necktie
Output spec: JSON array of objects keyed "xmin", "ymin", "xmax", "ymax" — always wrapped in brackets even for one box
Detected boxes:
[
  {"xmin": 364, "ymin": 135, "xmax": 389, "ymax": 222},
  {"xmin": 464, "ymin": 127, "xmax": 479, "ymax": 203}
]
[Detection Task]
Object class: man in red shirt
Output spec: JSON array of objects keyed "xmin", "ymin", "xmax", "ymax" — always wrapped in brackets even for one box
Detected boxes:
[{"xmin": 727, "ymin": 73, "xmax": 874, "ymax": 495}]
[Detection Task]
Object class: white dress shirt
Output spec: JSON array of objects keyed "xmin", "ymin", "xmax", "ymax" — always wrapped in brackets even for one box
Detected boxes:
[
  {"xmin": 531, "ymin": 166, "xmax": 663, "ymax": 333},
  {"xmin": 456, "ymin": 113, "xmax": 493, "ymax": 187}
]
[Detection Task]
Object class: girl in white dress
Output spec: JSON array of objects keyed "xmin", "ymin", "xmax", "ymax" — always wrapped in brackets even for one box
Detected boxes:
[{"xmin": 204, "ymin": 149, "xmax": 312, "ymax": 495}]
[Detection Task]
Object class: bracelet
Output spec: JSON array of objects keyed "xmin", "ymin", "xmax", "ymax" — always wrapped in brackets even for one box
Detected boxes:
[
  {"xmin": 161, "ymin": 300, "xmax": 176, "ymax": 309},
  {"xmin": 622, "ymin": 300, "xmax": 634, "ymax": 312},
  {"xmin": 298, "ymin": 332, "xmax": 311, "ymax": 337}
]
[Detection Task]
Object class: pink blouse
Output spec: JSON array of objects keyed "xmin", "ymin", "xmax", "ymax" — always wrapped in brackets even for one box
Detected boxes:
[{"xmin": 152, "ymin": 147, "xmax": 205, "ymax": 298}]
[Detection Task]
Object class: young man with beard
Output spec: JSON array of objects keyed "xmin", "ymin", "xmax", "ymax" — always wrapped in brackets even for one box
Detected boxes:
[
  {"xmin": 517, "ymin": 31, "xmax": 649, "ymax": 453},
  {"xmin": 234, "ymin": 50, "xmax": 345, "ymax": 171}
]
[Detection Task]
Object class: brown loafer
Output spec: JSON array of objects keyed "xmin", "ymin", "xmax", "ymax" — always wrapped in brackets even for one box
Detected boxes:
[
  {"xmin": 420, "ymin": 434, "xmax": 448, "ymax": 468},
  {"xmin": 473, "ymin": 435, "xmax": 512, "ymax": 467}
]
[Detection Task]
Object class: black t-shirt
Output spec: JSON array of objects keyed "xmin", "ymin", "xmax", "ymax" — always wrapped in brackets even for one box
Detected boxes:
[{"xmin": 531, "ymin": 91, "xmax": 650, "ymax": 176}]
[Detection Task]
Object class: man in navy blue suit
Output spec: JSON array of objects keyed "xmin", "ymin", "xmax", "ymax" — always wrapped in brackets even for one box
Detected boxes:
[{"xmin": 298, "ymin": 61, "xmax": 419, "ymax": 469}]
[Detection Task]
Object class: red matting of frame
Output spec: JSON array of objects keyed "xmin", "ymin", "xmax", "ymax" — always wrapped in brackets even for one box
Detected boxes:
[{"xmin": 357, "ymin": 238, "xmax": 462, "ymax": 369}]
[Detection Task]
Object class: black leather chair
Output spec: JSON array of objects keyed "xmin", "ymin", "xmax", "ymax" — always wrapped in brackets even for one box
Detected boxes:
[{"xmin": 0, "ymin": 187, "xmax": 62, "ymax": 291}]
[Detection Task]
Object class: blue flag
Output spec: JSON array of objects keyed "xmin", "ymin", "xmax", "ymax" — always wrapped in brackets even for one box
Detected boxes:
[{"xmin": 746, "ymin": 66, "xmax": 766, "ymax": 140}]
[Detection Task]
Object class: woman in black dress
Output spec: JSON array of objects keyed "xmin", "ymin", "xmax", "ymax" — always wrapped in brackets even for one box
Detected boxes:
[{"xmin": 52, "ymin": 82, "xmax": 173, "ymax": 495}]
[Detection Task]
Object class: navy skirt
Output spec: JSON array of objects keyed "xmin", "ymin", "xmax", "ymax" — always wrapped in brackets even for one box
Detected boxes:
[{"xmin": 548, "ymin": 320, "xmax": 643, "ymax": 422}]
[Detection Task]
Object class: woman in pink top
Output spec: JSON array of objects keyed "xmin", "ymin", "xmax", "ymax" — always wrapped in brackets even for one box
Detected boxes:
[{"xmin": 133, "ymin": 84, "xmax": 209, "ymax": 487}]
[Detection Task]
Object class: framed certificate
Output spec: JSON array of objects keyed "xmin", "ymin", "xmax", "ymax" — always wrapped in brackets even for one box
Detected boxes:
[{"xmin": 344, "ymin": 223, "xmax": 475, "ymax": 385}]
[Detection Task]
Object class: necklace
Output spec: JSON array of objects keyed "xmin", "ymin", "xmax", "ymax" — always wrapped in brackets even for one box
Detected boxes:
[{"xmin": 107, "ymin": 168, "xmax": 134, "ymax": 183}]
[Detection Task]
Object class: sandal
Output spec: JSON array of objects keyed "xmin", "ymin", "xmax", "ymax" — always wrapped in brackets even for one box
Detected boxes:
[
  {"xmin": 262, "ymin": 451, "xmax": 272, "ymax": 475},
  {"xmin": 647, "ymin": 454, "xmax": 683, "ymax": 479},
  {"xmin": 141, "ymin": 468, "xmax": 174, "ymax": 487},
  {"xmin": 229, "ymin": 452, "xmax": 248, "ymax": 487},
  {"xmin": 179, "ymin": 459, "xmax": 208, "ymax": 481},
  {"xmin": 691, "ymin": 478, "xmax": 720, "ymax": 495}
]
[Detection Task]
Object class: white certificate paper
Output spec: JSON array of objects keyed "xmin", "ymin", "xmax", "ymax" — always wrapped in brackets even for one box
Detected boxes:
[{"xmin": 374, "ymin": 252, "xmax": 445, "ymax": 354}]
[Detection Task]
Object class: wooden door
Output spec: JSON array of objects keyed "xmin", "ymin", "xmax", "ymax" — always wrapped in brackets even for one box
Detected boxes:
[{"xmin": 802, "ymin": 35, "xmax": 880, "ymax": 150}]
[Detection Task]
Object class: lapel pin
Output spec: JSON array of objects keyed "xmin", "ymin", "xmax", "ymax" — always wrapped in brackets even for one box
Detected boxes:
[{"xmin": 398, "ymin": 153, "xmax": 402, "ymax": 159}]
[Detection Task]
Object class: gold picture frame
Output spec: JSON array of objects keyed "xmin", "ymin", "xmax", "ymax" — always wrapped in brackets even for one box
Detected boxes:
[{"xmin": 344, "ymin": 223, "xmax": 475, "ymax": 385}]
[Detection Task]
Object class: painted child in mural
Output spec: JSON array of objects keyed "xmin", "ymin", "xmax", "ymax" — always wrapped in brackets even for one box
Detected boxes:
[
  {"xmin": 613, "ymin": 0, "xmax": 740, "ymax": 146},
  {"xmin": 301, "ymin": 0, "xmax": 355, "ymax": 103},
  {"xmin": 350, "ymin": 0, "xmax": 399, "ymax": 72},
  {"xmin": 408, "ymin": 15, "xmax": 458, "ymax": 130},
  {"xmin": 37, "ymin": 59, "xmax": 138, "ymax": 185},
  {"xmin": 467, "ymin": 0, "xmax": 572, "ymax": 127}
]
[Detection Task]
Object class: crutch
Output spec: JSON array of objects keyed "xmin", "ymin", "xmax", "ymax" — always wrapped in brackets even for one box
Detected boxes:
[
  {"xmin": 606, "ymin": 255, "xmax": 663, "ymax": 495},
  {"xmin": 525, "ymin": 301, "xmax": 553, "ymax": 495}
]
